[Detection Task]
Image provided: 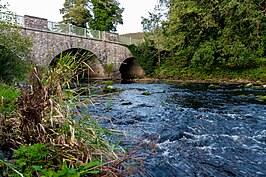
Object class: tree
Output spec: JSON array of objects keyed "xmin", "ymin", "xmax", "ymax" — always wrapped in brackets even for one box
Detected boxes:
[
  {"xmin": 60, "ymin": 0, "xmax": 124, "ymax": 32},
  {"xmin": 128, "ymin": 41, "xmax": 159, "ymax": 76},
  {"xmin": 0, "ymin": 2, "xmax": 32, "ymax": 83},
  {"xmin": 141, "ymin": 0, "xmax": 169, "ymax": 65},
  {"xmin": 164, "ymin": 0, "xmax": 266, "ymax": 70}
]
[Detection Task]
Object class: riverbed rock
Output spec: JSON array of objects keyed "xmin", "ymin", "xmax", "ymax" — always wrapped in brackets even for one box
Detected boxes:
[{"xmin": 121, "ymin": 102, "xmax": 132, "ymax": 105}]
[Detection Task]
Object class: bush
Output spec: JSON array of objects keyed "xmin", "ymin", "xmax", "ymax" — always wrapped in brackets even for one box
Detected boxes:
[
  {"xmin": 0, "ymin": 83, "xmax": 20, "ymax": 114},
  {"xmin": 0, "ymin": 7, "xmax": 32, "ymax": 84},
  {"xmin": 0, "ymin": 47, "xmax": 31, "ymax": 84}
]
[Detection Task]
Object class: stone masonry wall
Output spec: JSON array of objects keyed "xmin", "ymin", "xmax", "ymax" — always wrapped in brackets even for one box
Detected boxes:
[
  {"xmin": 103, "ymin": 32, "xmax": 119, "ymax": 42},
  {"xmin": 24, "ymin": 15, "xmax": 48, "ymax": 30},
  {"xmin": 20, "ymin": 15, "xmax": 138, "ymax": 79},
  {"xmin": 23, "ymin": 28, "xmax": 133, "ymax": 79}
]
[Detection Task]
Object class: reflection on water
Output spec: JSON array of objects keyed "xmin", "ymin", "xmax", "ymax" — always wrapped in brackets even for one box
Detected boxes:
[{"xmin": 87, "ymin": 83, "xmax": 266, "ymax": 177}]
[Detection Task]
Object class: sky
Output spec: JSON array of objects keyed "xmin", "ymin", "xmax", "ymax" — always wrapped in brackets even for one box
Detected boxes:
[{"xmin": 2, "ymin": 0, "xmax": 158, "ymax": 34}]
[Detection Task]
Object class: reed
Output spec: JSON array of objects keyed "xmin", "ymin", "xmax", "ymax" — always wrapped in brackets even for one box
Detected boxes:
[{"xmin": 0, "ymin": 53, "xmax": 142, "ymax": 176}]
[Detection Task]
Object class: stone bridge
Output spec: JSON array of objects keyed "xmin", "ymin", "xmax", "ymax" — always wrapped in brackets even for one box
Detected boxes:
[{"xmin": 20, "ymin": 15, "xmax": 145, "ymax": 79}]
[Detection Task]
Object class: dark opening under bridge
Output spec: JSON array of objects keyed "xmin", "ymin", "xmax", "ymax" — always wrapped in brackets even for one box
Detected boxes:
[{"xmin": 1, "ymin": 13, "xmax": 145, "ymax": 79}]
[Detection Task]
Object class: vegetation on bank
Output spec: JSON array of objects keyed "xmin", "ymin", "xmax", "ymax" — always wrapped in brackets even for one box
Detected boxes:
[
  {"xmin": 129, "ymin": 0, "xmax": 266, "ymax": 82},
  {"xmin": 0, "ymin": 3, "xmax": 141, "ymax": 176},
  {"xmin": 0, "ymin": 55, "xmax": 142, "ymax": 176},
  {"xmin": 0, "ymin": 83, "xmax": 20, "ymax": 114},
  {"xmin": 0, "ymin": 2, "xmax": 29, "ymax": 113},
  {"xmin": 2, "ymin": 0, "xmax": 266, "ymax": 175},
  {"xmin": 0, "ymin": 9, "xmax": 32, "ymax": 84}
]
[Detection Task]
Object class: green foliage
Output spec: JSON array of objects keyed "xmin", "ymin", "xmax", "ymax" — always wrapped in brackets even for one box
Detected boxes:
[
  {"xmin": 258, "ymin": 95, "xmax": 266, "ymax": 101},
  {"xmin": 0, "ymin": 46, "xmax": 30, "ymax": 84},
  {"xmin": 12, "ymin": 144, "xmax": 51, "ymax": 176},
  {"xmin": 60, "ymin": 0, "xmax": 91, "ymax": 28},
  {"xmin": 102, "ymin": 80, "xmax": 114, "ymax": 86},
  {"xmin": 0, "ymin": 4, "xmax": 32, "ymax": 84},
  {"xmin": 127, "ymin": 41, "xmax": 159, "ymax": 76},
  {"xmin": 33, "ymin": 161, "xmax": 103, "ymax": 177},
  {"xmin": 1, "ymin": 144, "xmax": 104, "ymax": 176},
  {"xmin": 89, "ymin": 0, "xmax": 124, "ymax": 31},
  {"xmin": 165, "ymin": 0, "xmax": 266, "ymax": 70},
  {"xmin": 0, "ymin": 54, "xmax": 141, "ymax": 177},
  {"xmin": 60, "ymin": 0, "xmax": 124, "ymax": 32},
  {"xmin": 165, "ymin": 80, "xmax": 176, "ymax": 85},
  {"xmin": 139, "ymin": 0, "xmax": 266, "ymax": 81},
  {"xmin": 0, "ymin": 83, "xmax": 20, "ymax": 114}
]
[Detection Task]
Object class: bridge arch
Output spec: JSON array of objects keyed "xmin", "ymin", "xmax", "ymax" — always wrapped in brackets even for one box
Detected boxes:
[
  {"xmin": 23, "ymin": 27, "xmax": 137, "ymax": 79},
  {"xmin": 48, "ymin": 40, "xmax": 105, "ymax": 65},
  {"xmin": 50, "ymin": 48, "xmax": 105, "ymax": 80},
  {"xmin": 119, "ymin": 58, "xmax": 145, "ymax": 80}
]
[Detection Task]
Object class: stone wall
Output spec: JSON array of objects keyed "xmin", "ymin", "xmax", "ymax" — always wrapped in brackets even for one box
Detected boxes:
[
  {"xmin": 102, "ymin": 32, "xmax": 119, "ymax": 42},
  {"xmin": 12, "ymin": 14, "xmax": 144, "ymax": 79},
  {"xmin": 23, "ymin": 28, "xmax": 133, "ymax": 79},
  {"xmin": 24, "ymin": 15, "xmax": 48, "ymax": 30}
]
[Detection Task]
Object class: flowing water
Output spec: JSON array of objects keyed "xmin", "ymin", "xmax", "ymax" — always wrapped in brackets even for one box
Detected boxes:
[{"xmin": 87, "ymin": 83, "xmax": 266, "ymax": 177}]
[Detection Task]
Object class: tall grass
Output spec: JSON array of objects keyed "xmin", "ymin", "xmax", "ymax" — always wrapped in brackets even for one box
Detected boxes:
[{"xmin": 0, "ymin": 53, "xmax": 142, "ymax": 176}]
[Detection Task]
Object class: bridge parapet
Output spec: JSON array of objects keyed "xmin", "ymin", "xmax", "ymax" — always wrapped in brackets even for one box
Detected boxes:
[
  {"xmin": 0, "ymin": 12, "xmax": 142, "ymax": 45},
  {"xmin": 24, "ymin": 15, "xmax": 48, "ymax": 30},
  {"xmin": 0, "ymin": 12, "xmax": 144, "ymax": 79}
]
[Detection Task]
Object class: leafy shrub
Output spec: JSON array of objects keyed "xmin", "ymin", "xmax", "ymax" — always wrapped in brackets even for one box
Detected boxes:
[
  {"xmin": 191, "ymin": 40, "xmax": 218, "ymax": 70},
  {"xmin": 1, "ymin": 143, "xmax": 104, "ymax": 176},
  {"xmin": 0, "ymin": 83, "xmax": 20, "ymax": 114},
  {"xmin": 0, "ymin": 9, "xmax": 32, "ymax": 84}
]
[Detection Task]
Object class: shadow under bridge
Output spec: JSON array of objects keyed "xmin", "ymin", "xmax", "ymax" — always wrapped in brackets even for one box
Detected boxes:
[{"xmin": 119, "ymin": 58, "xmax": 145, "ymax": 80}]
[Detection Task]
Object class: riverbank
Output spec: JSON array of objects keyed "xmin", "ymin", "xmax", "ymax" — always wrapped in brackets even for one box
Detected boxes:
[
  {"xmin": 123, "ymin": 77, "xmax": 266, "ymax": 86},
  {"xmin": 0, "ymin": 59, "xmax": 141, "ymax": 176}
]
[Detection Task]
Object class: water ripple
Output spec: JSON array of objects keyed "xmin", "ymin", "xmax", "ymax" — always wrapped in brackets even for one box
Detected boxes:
[{"xmin": 87, "ymin": 83, "xmax": 266, "ymax": 177}]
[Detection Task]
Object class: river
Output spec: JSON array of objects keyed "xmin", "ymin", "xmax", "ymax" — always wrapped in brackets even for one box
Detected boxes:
[{"xmin": 86, "ymin": 83, "xmax": 266, "ymax": 177}]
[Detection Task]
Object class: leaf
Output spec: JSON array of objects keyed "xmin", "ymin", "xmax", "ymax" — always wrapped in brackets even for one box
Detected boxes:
[
  {"xmin": 32, "ymin": 165, "xmax": 42, "ymax": 171},
  {"xmin": 32, "ymin": 166, "xmax": 50, "ymax": 176},
  {"xmin": 83, "ymin": 161, "xmax": 103, "ymax": 170},
  {"xmin": 78, "ymin": 161, "xmax": 103, "ymax": 175},
  {"xmin": 61, "ymin": 161, "xmax": 68, "ymax": 171}
]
